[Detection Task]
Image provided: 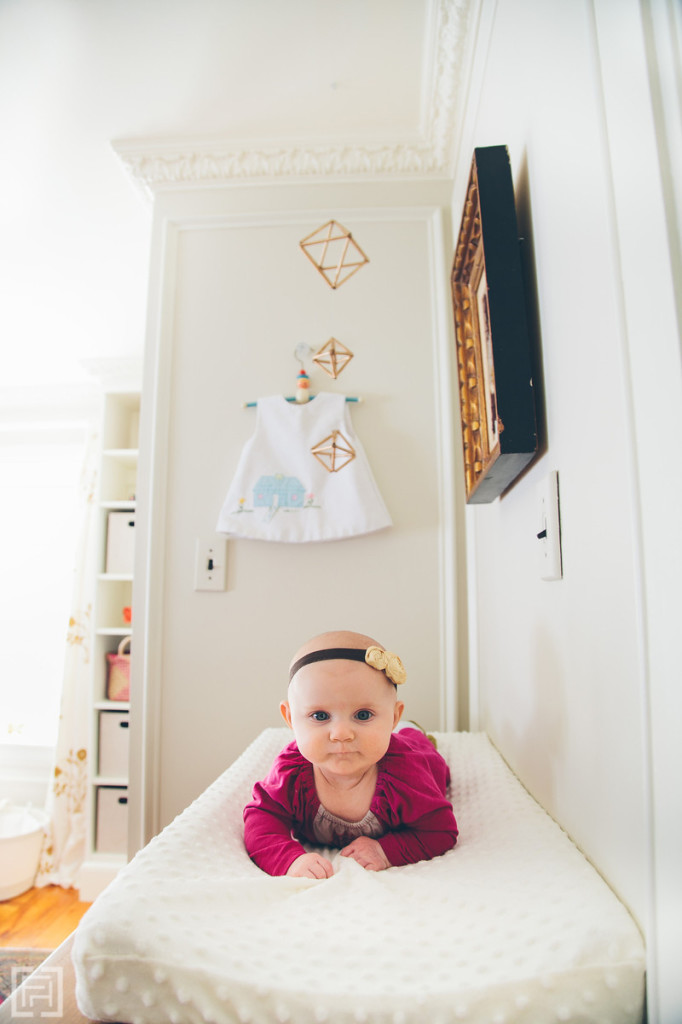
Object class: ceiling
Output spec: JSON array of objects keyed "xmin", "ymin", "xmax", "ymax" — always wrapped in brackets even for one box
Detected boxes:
[{"xmin": 0, "ymin": 0, "xmax": 474, "ymax": 391}]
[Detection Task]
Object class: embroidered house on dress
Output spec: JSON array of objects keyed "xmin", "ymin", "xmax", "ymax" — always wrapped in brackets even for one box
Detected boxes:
[{"xmin": 253, "ymin": 475, "xmax": 305, "ymax": 510}]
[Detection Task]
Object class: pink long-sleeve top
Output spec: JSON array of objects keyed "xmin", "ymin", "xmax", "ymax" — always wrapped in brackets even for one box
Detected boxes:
[{"xmin": 243, "ymin": 729, "xmax": 458, "ymax": 876}]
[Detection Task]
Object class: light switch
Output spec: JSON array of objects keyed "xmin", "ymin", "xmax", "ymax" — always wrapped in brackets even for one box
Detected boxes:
[
  {"xmin": 194, "ymin": 537, "xmax": 227, "ymax": 591},
  {"xmin": 537, "ymin": 471, "xmax": 563, "ymax": 581}
]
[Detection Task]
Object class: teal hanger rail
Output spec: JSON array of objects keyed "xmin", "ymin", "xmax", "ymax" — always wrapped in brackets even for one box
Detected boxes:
[{"xmin": 242, "ymin": 396, "xmax": 362, "ymax": 408}]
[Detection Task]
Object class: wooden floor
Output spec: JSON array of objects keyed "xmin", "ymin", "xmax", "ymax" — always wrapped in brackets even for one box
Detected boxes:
[{"xmin": 0, "ymin": 885, "xmax": 91, "ymax": 949}]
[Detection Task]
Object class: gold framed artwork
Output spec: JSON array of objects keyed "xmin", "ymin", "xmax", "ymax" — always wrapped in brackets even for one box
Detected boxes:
[{"xmin": 452, "ymin": 146, "xmax": 538, "ymax": 503}]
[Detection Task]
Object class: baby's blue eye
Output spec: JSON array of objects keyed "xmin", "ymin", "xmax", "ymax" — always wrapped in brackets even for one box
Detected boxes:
[
  {"xmin": 355, "ymin": 709, "xmax": 373, "ymax": 721},
  {"xmin": 311, "ymin": 711, "xmax": 330, "ymax": 722}
]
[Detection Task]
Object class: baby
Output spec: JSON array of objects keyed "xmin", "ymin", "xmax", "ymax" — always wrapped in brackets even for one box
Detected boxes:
[{"xmin": 243, "ymin": 630, "xmax": 458, "ymax": 878}]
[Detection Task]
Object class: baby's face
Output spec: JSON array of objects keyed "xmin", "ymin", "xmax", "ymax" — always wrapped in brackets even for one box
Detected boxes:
[{"xmin": 281, "ymin": 660, "xmax": 404, "ymax": 781}]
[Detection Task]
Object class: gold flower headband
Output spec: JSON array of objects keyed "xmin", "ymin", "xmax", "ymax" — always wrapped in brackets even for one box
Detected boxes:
[
  {"xmin": 289, "ymin": 645, "xmax": 406, "ymax": 686},
  {"xmin": 363, "ymin": 646, "xmax": 407, "ymax": 685}
]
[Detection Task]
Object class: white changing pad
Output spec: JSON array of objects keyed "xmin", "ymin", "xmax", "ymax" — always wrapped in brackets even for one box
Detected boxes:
[{"xmin": 73, "ymin": 730, "xmax": 645, "ymax": 1024}]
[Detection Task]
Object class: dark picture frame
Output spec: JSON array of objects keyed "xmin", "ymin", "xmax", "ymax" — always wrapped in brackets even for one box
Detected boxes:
[{"xmin": 452, "ymin": 146, "xmax": 538, "ymax": 503}]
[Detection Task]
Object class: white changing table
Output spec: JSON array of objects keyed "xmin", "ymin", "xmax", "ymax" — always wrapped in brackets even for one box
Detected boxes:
[{"xmin": 72, "ymin": 730, "xmax": 646, "ymax": 1024}]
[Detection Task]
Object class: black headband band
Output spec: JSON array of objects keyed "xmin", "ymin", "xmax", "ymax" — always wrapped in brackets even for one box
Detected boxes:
[{"xmin": 289, "ymin": 648, "xmax": 367, "ymax": 683}]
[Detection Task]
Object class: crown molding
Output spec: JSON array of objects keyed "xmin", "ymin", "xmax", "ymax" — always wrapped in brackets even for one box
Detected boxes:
[{"xmin": 112, "ymin": 0, "xmax": 471, "ymax": 199}]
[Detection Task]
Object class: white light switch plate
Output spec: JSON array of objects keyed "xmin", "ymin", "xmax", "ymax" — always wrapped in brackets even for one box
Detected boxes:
[
  {"xmin": 194, "ymin": 537, "xmax": 227, "ymax": 591},
  {"xmin": 537, "ymin": 471, "xmax": 563, "ymax": 581}
]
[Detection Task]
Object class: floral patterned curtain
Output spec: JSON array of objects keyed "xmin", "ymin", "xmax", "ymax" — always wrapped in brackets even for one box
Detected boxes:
[{"xmin": 36, "ymin": 427, "xmax": 99, "ymax": 888}]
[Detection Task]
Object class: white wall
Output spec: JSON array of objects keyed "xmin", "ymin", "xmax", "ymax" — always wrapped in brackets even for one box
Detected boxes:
[
  {"xmin": 455, "ymin": 0, "xmax": 682, "ymax": 1020},
  {"xmin": 132, "ymin": 180, "xmax": 459, "ymax": 834}
]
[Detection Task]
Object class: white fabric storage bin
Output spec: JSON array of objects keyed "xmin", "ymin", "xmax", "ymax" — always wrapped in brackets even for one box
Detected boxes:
[
  {"xmin": 95, "ymin": 787, "xmax": 128, "ymax": 855},
  {"xmin": 98, "ymin": 711, "xmax": 130, "ymax": 778},
  {"xmin": 105, "ymin": 512, "xmax": 135, "ymax": 574}
]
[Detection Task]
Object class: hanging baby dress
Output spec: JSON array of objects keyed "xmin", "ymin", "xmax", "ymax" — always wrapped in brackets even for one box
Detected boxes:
[{"xmin": 216, "ymin": 393, "xmax": 392, "ymax": 542}]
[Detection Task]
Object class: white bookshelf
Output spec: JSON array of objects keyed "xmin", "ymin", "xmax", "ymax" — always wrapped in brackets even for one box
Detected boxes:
[{"xmin": 78, "ymin": 388, "xmax": 140, "ymax": 901}]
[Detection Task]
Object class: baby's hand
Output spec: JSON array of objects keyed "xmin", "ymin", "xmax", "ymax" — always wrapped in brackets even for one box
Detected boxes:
[
  {"xmin": 286, "ymin": 852, "xmax": 334, "ymax": 879},
  {"xmin": 340, "ymin": 836, "xmax": 390, "ymax": 871}
]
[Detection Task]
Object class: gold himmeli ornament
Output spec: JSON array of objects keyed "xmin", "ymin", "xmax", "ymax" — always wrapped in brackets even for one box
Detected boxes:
[
  {"xmin": 299, "ymin": 220, "xmax": 369, "ymax": 289},
  {"xmin": 311, "ymin": 430, "xmax": 356, "ymax": 472},
  {"xmin": 312, "ymin": 337, "xmax": 354, "ymax": 379}
]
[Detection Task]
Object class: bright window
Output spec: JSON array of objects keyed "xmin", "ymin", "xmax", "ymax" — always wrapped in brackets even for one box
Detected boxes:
[{"xmin": 0, "ymin": 428, "xmax": 85, "ymax": 747}]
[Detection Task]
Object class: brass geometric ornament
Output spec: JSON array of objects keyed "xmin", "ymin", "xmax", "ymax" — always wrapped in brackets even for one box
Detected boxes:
[
  {"xmin": 299, "ymin": 220, "xmax": 369, "ymax": 289},
  {"xmin": 311, "ymin": 430, "xmax": 356, "ymax": 472},
  {"xmin": 312, "ymin": 337, "xmax": 354, "ymax": 379}
]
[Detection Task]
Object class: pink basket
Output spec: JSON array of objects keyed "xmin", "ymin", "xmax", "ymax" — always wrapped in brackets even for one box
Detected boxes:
[{"xmin": 106, "ymin": 636, "xmax": 131, "ymax": 701}]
